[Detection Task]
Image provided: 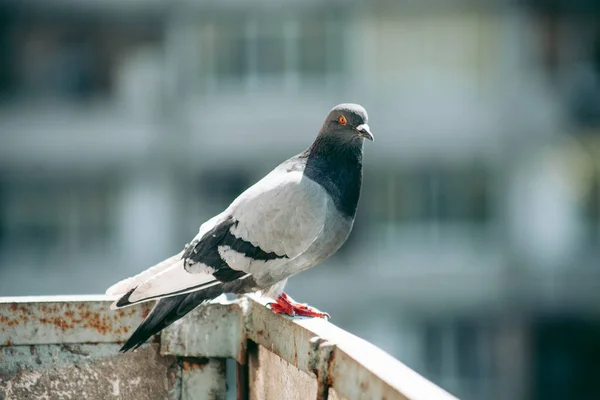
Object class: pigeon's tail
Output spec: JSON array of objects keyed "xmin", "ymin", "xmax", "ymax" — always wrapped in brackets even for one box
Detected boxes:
[
  {"xmin": 120, "ymin": 284, "xmax": 224, "ymax": 352},
  {"xmin": 109, "ymin": 258, "xmax": 220, "ymax": 311}
]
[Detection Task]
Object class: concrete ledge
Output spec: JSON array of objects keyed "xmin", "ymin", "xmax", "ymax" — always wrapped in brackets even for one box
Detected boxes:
[
  {"xmin": 162, "ymin": 295, "xmax": 458, "ymax": 400},
  {"xmin": 0, "ymin": 295, "xmax": 458, "ymax": 400},
  {"xmin": 243, "ymin": 297, "xmax": 458, "ymax": 400},
  {"xmin": 160, "ymin": 300, "xmax": 245, "ymax": 362},
  {"xmin": 0, "ymin": 295, "xmax": 152, "ymax": 346}
]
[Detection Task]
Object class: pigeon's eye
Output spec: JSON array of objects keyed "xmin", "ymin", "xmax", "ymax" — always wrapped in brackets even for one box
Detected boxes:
[{"xmin": 338, "ymin": 115, "xmax": 347, "ymax": 125}]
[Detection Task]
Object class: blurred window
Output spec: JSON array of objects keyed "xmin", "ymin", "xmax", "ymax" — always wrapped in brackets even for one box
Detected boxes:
[
  {"xmin": 533, "ymin": 317, "xmax": 600, "ymax": 400},
  {"xmin": 0, "ymin": 13, "xmax": 163, "ymax": 101},
  {"xmin": 193, "ymin": 168, "xmax": 253, "ymax": 217},
  {"xmin": 0, "ymin": 177, "xmax": 116, "ymax": 263},
  {"xmin": 423, "ymin": 320, "xmax": 493, "ymax": 399},
  {"xmin": 297, "ymin": 12, "xmax": 344, "ymax": 76},
  {"xmin": 582, "ymin": 159, "xmax": 600, "ymax": 245},
  {"xmin": 198, "ymin": 10, "xmax": 345, "ymax": 88},
  {"xmin": 568, "ymin": 30, "xmax": 600, "ymax": 131},
  {"xmin": 371, "ymin": 163, "xmax": 492, "ymax": 225},
  {"xmin": 197, "ymin": 168, "xmax": 251, "ymax": 203},
  {"xmin": 213, "ymin": 17, "xmax": 249, "ymax": 82},
  {"xmin": 255, "ymin": 19, "xmax": 286, "ymax": 77},
  {"xmin": 424, "ymin": 322, "xmax": 445, "ymax": 377}
]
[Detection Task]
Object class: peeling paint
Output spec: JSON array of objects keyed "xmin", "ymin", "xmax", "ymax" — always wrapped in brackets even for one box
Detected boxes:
[
  {"xmin": 0, "ymin": 295, "xmax": 457, "ymax": 400},
  {"xmin": 0, "ymin": 344, "xmax": 179, "ymax": 400},
  {"xmin": 0, "ymin": 297, "xmax": 153, "ymax": 346},
  {"xmin": 110, "ymin": 378, "xmax": 120, "ymax": 396}
]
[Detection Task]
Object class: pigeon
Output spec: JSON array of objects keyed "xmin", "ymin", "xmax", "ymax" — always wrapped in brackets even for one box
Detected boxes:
[{"xmin": 107, "ymin": 103, "xmax": 373, "ymax": 352}]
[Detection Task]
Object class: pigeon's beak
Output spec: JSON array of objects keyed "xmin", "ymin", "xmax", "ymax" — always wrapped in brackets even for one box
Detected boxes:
[{"xmin": 356, "ymin": 124, "xmax": 374, "ymax": 141}]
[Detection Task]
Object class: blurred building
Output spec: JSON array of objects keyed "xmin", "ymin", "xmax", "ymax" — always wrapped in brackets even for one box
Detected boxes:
[{"xmin": 0, "ymin": 0, "xmax": 599, "ymax": 399}]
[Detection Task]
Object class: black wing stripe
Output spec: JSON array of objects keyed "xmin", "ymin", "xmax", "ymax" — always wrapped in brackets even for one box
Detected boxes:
[{"xmin": 184, "ymin": 217, "xmax": 288, "ymax": 283}]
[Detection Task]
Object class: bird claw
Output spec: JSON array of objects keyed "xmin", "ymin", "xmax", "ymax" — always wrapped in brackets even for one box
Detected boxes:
[
  {"xmin": 267, "ymin": 293, "xmax": 330, "ymax": 319},
  {"xmin": 267, "ymin": 302, "xmax": 295, "ymax": 316}
]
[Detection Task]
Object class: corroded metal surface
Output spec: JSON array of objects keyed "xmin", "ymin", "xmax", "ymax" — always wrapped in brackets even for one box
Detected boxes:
[
  {"xmin": 180, "ymin": 358, "xmax": 227, "ymax": 400},
  {"xmin": 244, "ymin": 297, "xmax": 320, "ymax": 375},
  {"xmin": 0, "ymin": 295, "xmax": 152, "ymax": 346},
  {"xmin": 249, "ymin": 344, "xmax": 317, "ymax": 400},
  {"xmin": 160, "ymin": 299, "xmax": 245, "ymax": 362},
  {"xmin": 244, "ymin": 297, "xmax": 458, "ymax": 400},
  {"xmin": 0, "ymin": 296, "xmax": 226, "ymax": 400},
  {"xmin": 0, "ymin": 343, "xmax": 180, "ymax": 400},
  {"xmin": 0, "ymin": 294, "xmax": 457, "ymax": 400}
]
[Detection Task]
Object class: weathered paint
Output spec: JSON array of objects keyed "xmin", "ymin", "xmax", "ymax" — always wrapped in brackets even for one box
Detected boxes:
[
  {"xmin": 160, "ymin": 299, "xmax": 245, "ymax": 362},
  {"xmin": 180, "ymin": 358, "xmax": 227, "ymax": 400},
  {"xmin": 249, "ymin": 344, "xmax": 317, "ymax": 400},
  {"xmin": 0, "ymin": 295, "xmax": 152, "ymax": 346},
  {"xmin": 244, "ymin": 297, "xmax": 321, "ymax": 376},
  {"xmin": 0, "ymin": 295, "xmax": 458, "ymax": 400},
  {"xmin": 243, "ymin": 297, "xmax": 459, "ymax": 400},
  {"xmin": 0, "ymin": 343, "xmax": 180, "ymax": 400},
  {"xmin": 0, "ymin": 296, "xmax": 225, "ymax": 400}
]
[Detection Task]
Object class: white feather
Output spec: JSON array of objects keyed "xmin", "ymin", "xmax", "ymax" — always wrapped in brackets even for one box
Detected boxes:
[
  {"xmin": 105, "ymin": 251, "xmax": 184, "ymax": 296},
  {"xmin": 126, "ymin": 260, "xmax": 217, "ymax": 303}
]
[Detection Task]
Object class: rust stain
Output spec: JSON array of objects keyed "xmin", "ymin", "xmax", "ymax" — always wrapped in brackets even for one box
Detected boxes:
[
  {"xmin": 140, "ymin": 307, "xmax": 151, "ymax": 319},
  {"xmin": 182, "ymin": 360, "xmax": 208, "ymax": 371},
  {"xmin": 293, "ymin": 337, "xmax": 298, "ymax": 366},
  {"xmin": 360, "ymin": 381, "xmax": 369, "ymax": 391},
  {"xmin": 4, "ymin": 339, "xmax": 12, "ymax": 346},
  {"xmin": 38, "ymin": 316, "xmax": 73, "ymax": 330},
  {"xmin": 1, "ymin": 314, "xmax": 22, "ymax": 327},
  {"xmin": 81, "ymin": 313, "xmax": 115, "ymax": 335},
  {"xmin": 326, "ymin": 351, "xmax": 336, "ymax": 387},
  {"xmin": 167, "ymin": 362, "xmax": 180, "ymax": 386},
  {"xmin": 1, "ymin": 302, "xmax": 149, "ymax": 336}
]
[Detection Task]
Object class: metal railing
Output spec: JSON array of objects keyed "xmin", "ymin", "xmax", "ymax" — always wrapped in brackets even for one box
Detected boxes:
[{"xmin": 0, "ymin": 295, "xmax": 458, "ymax": 400}]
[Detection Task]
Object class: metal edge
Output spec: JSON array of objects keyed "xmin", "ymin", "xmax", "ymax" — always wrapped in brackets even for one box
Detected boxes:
[
  {"xmin": 244, "ymin": 297, "xmax": 458, "ymax": 400},
  {"xmin": 0, "ymin": 295, "xmax": 153, "ymax": 346}
]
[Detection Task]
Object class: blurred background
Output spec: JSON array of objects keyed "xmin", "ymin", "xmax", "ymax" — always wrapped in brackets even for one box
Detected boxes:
[{"xmin": 0, "ymin": 0, "xmax": 599, "ymax": 399}]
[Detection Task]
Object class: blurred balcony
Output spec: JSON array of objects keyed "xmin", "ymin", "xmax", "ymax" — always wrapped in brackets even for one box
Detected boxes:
[{"xmin": 0, "ymin": 295, "xmax": 457, "ymax": 400}]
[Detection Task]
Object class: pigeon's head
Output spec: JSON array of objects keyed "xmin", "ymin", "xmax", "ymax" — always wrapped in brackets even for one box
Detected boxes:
[{"xmin": 319, "ymin": 103, "xmax": 374, "ymax": 143}]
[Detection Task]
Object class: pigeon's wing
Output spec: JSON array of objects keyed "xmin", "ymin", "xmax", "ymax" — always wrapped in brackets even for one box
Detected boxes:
[
  {"xmin": 109, "ymin": 162, "xmax": 328, "ymax": 309},
  {"xmin": 107, "ymin": 213, "xmax": 234, "ymax": 308},
  {"xmin": 185, "ymin": 165, "xmax": 329, "ymax": 274}
]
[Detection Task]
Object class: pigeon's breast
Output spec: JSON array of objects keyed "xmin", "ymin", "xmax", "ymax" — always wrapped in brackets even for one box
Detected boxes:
[
  {"xmin": 216, "ymin": 169, "xmax": 331, "ymax": 285},
  {"xmin": 291, "ymin": 200, "xmax": 354, "ymax": 271},
  {"xmin": 251, "ymin": 195, "xmax": 354, "ymax": 286}
]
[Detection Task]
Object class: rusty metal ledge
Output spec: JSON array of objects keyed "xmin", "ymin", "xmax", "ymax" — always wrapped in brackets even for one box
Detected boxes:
[
  {"xmin": 0, "ymin": 295, "xmax": 153, "ymax": 346},
  {"xmin": 162, "ymin": 295, "xmax": 458, "ymax": 400},
  {"xmin": 243, "ymin": 297, "xmax": 458, "ymax": 400},
  {"xmin": 1, "ymin": 295, "xmax": 457, "ymax": 400}
]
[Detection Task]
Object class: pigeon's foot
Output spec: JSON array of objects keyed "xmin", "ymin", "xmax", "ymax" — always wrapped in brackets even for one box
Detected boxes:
[{"xmin": 268, "ymin": 292, "xmax": 330, "ymax": 319}]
